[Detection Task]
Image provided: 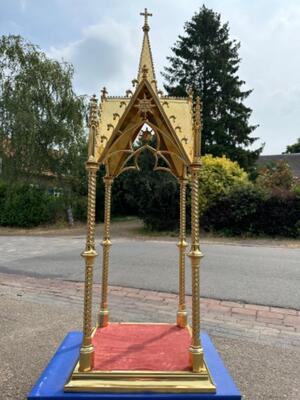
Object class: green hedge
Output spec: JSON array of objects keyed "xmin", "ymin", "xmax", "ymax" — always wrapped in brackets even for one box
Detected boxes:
[
  {"xmin": 0, "ymin": 181, "xmax": 72, "ymax": 227},
  {"xmin": 202, "ymin": 186, "xmax": 300, "ymax": 237},
  {"xmin": 0, "ymin": 182, "xmax": 59, "ymax": 227}
]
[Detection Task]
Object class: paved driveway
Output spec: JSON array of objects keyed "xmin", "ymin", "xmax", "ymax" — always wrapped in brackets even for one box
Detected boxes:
[{"xmin": 0, "ymin": 236, "xmax": 299, "ymax": 309}]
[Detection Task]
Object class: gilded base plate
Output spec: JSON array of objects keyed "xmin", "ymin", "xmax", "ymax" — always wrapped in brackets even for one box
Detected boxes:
[
  {"xmin": 64, "ymin": 361, "xmax": 216, "ymax": 393},
  {"xmin": 64, "ymin": 323, "xmax": 216, "ymax": 393}
]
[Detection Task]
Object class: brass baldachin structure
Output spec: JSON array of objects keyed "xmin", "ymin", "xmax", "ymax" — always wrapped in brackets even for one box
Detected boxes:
[{"xmin": 67, "ymin": 9, "xmax": 215, "ymax": 393}]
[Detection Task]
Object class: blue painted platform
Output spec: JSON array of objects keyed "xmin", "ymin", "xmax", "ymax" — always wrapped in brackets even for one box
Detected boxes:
[{"xmin": 28, "ymin": 331, "xmax": 241, "ymax": 399}]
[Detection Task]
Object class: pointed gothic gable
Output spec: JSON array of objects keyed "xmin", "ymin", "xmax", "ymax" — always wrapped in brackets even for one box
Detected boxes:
[
  {"xmin": 93, "ymin": 9, "xmax": 199, "ymax": 179},
  {"xmin": 97, "ymin": 79, "xmax": 190, "ymax": 177}
]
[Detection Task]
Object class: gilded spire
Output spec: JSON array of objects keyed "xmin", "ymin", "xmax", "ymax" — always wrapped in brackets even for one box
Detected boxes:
[{"xmin": 137, "ymin": 8, "xmax": 157, "ymax": 90}]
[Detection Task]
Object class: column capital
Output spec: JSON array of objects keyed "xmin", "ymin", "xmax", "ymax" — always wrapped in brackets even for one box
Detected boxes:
[
  {"xmin": 81, "ymin": 249, "xmax": 98, "ymax": 258},
  {"xmin": 85, "ymin": 158, "xmax": 99, "ymax": 172},
  {"xmin": 103, "ymin": 175, "xmax": 114, "ymax": 184},
  {"xmin": 178, "ymin": 176, "xmax": 189, "ymax": 185},
  {"xmin": 188, "ymin": 249, "xmax": 204, "ymax": 259},
  {"xmin": 190, "ymin": 159, "xmax": 202, "ymax": 169}
]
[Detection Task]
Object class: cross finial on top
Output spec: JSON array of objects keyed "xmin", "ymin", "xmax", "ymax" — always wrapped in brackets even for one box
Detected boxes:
[{"xmin": 140, "ymin": 8, "xmax": 152, "ymax": 31}]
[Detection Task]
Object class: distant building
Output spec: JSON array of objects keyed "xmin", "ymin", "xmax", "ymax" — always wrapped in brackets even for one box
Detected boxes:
[{"xmin": 257, "ymin": 153, "xmax": 300, "ymax": 182}]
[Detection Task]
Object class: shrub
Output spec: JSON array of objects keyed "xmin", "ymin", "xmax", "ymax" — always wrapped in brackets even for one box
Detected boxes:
[
  {"xmin": 138, "ymin": 172, "xmax": 180, "ymax": 231},
  {"xmin": 203, "ymin": 185, "xmax": 300, "ymax": 237},
  {"xmin": 256, "ymin": 160, "xmax": 294, "ymax": 192},
  {"xmin": 255, "ymin": 191, "xmax": 300, "ymax": 237},
  {"xmin": 136, "ymin": 154, "xmax": 248, "ymax": 231},
  {"xmin": 202, "ymin": 185, "xmax": 264, "ymax": 235},
  {"xmin": 0, "ymin": 180, "xmax": 7, "ymax": 212},
  {"xmin": 0, "ymin": 183, "xmax": 56, "ymax": 227},
  {"xmin": 72, "ymin": 196, "xmax": 87, "ymax": 222},
  {"xmin": 199, "ymin": 155, "xmax": 249, "ymax": 212}
]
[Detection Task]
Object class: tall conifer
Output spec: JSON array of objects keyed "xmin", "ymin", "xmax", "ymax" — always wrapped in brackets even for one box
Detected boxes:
[{"xmin": 163, "ymin": 6, "xmax": 262, "ymax": 170}]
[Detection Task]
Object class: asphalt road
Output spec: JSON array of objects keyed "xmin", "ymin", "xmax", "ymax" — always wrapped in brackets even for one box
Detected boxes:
[{"xmin": 0, "ymin": 236, "xmax": 299, "ymax": 309}]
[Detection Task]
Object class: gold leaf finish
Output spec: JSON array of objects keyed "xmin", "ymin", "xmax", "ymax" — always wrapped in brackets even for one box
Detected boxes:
[{"xmin": 73, "ymin": 9, "xmax": 215, "ymax": 393}]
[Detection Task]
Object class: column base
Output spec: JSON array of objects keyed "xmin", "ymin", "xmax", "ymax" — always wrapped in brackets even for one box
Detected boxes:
[
  {"xmin": 79, "ymin": 345, "xmax": 94, "ymax": 372},
  {"xmin": 189, "ymin": 345, "xmax": 204, "ymax": 373},
  {"xmin": 176, "ymin": 310, "xmax": 188, "ymax": 327},
  {"xmin": 97, "ymin": 309, "xmax": 109, "ymax": 327},
  {"xmin": 28, "ymin": 331, "xmax": 242, "ymax": 398}
]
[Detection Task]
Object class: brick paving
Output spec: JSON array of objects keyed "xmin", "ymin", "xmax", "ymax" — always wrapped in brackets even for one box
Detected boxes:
[{"xmin": 0, "ymin": 272, "xmax": 299, "ymax": 348}]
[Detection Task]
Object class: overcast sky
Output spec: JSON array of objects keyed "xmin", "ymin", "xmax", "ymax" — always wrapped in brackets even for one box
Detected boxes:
[{"xmin": 1, "ymin": 0, "xmax": 300, "ymax": 154}]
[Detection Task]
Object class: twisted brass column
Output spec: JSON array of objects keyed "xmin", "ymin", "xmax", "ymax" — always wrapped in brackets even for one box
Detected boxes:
[
  {"xmin": 188, "ymin": 162, "xmax": 204, "ymax": 373},
  {"xmin": 176, "ymin": 176, "xmax": 188, "ymax": 327},
  {"xmin": 98, "ymin": 176, "xmax": 113, "ymax": 327},
  {"xmin": 79, "ymin": 159, "xmax": 99, "ymax": 372}
]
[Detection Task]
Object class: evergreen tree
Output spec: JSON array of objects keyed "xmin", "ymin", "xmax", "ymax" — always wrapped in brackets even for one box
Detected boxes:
[{"xmin": 162, "ymin": 6, "xmax": 262, "ymax": 170}]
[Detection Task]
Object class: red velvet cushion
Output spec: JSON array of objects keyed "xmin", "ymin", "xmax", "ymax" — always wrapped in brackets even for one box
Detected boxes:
[{"xmin": 92, "ymin": 323, "xmax": 191, "ymax": 371}]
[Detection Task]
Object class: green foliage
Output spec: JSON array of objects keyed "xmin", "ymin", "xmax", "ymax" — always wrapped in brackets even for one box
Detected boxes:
[
  {"xmin": 124, "ymin": 152, "xmax": 248, "ymax": 231},
  {"xmin": 0, "ymin": 35, "xmax": 86, "ymax": 182},
  {"xmin": 284, "ymin": 138, "xmax": 300, "ymax": 154},
  {"xmin": 138, "ymin": 173, "xmax": 179, "ymax": 231},
  {"xmin": 0, "ymin": 181, "xmax": 62, "ymax": 227},
  {"xmin": 203, "ymin": 185, "xmax": 300, "ymax": 237},
  {"xmin": 199, "ymin": 154, "xmax": 248, "ymax": 211},
  {"xmin": 256, "ymin": 192, "xmax": 300, "ymax": 237},
  {"xmin": 162, "ymin": 5, "xmax": 262, "ymax": 170},
  {"xmin": 72, "ymin": 196, "xmax": 87, "ymax": 222},
  {"xmin": 256, "ymin": 160, "xmax": 294, "ymax": 193},
  {"xmin": 114, "ymin": 148, "xmax": 180, "ymax": 231},
  {"xmin": 202, "ymin": 185, "xmax": 264, "ymax": 235}
]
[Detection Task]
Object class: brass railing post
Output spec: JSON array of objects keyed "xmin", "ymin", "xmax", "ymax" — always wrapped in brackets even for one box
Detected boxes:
[
  {"xmin": 79, "ymin": 159, "xmax": 99, "ymax": 372},
  {"xmin": 188, "ymin": 161, "xmax": 204, "ymax": 373},
  {"xmin": 98, "ymin": 175, "xmax": 113, "ymax": 327},
  {"xmin": 176, "ymin": 175, "xmax": 188, "ymax": 327}
]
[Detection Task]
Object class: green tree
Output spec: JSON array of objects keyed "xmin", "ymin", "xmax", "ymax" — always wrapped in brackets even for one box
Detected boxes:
[
  {"xmin": 284, "ymin": 138, "xmax": 300, "ymax": 154},
  {"xmin": 0, "ymin": 35, "xmax": 86, "ymax": 183},
  {"xmin": 162, "ymin": 5, "xmax": 262, "ymax": 170}
]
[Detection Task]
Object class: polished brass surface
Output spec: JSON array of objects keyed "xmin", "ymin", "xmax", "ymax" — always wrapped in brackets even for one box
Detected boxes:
[
  {"xmin": 79, "ymin": 97, "xmax": 100, "ymax": 371},
  {"xmin": 73, "ymin": 9, "xmax": 215, "ymax": 393},
  {"xmin": 177, "ymin": 173, "xmax": 188, "ymax": 328},
  {"xmin": 88, "ymin": 95, "xmax": 98, "ymax": 159},
  {"xmin": 138, "ymin": 8, "xmax": 156, "ymax": 91},
  {"xmin": 194, "ymin": 96, "xmax": 202, "ymax": 158},
  {"xmin": 188, "ymin": 161, "xmax": 204, "ymax": 371},
  {"xmin": 94, "ymin": 10, "xmax": 194, "ymax": 175},
  {"xmin": 65, "ymin": 366, "xmax": 215, "ymax": 393},
  {"xmin": 186, "ymin": 92, "xmax": 204, "ymax": 372},
  {"xmin": 98, "ymin": 176, "xmax": 113, "ymax": 327},
  {"xmin": 65, "ymin": 368, "xmax": 215, "ymax": 393}
]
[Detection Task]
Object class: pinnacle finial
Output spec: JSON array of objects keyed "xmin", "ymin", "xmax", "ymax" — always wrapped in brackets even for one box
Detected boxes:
[
  {"xmin": 187, "ymin": 87, "xmax": 194, "ymax": 102},
  {"xmin": 101, "ymin": 86, "xmax": 108, "ymax": 101},
  {"xmin": 140, "ymin": 8, "xmax": 152, "ymax": 32},
  {"xmin": 194, "ymin": 96, "xmax": 202, "ymax": 158},
  {"xmin": 195, "ymin": 96, "xmax": 201, "ymax": 130},
  {"xmin": 88, "ymin": 95, "xmax": 98, "ymax": 159},
  {"xmin": 88, "ymin": 94, "xmax": 98, "ymax": 128}
]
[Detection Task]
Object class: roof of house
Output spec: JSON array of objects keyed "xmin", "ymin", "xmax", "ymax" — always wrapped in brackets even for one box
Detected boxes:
[{"xmin": 257, "ymin": 153, "xmax": 300, "ymax": 181}]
